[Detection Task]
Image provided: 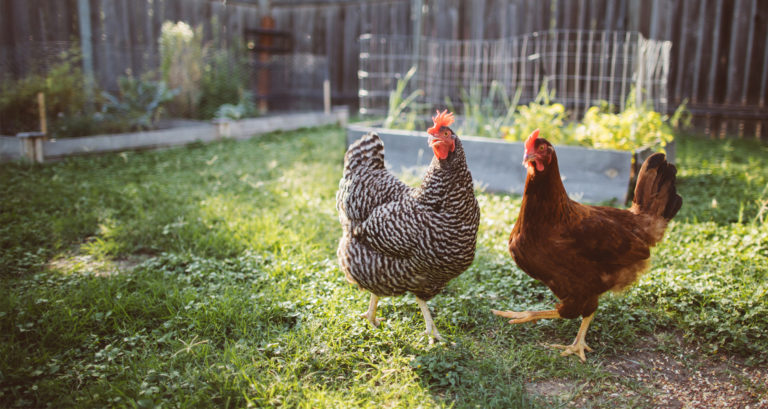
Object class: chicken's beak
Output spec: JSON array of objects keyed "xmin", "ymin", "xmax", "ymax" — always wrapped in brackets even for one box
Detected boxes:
[
  {"xmin": 524, "ymin": 153, "xmax": 536, "ymax": 162},
  {"xmin": 522, "ymin": 153, "xmax": 536, "ymax": 167}
]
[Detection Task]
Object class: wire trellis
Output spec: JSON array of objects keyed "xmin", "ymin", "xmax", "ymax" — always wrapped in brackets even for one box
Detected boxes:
[{"xmin": 359, "ymin": 30, "xmax": 671, "ymax": 120}]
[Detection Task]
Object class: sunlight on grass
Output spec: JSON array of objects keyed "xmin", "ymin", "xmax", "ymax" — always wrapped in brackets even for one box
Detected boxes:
[{"xmin": 1, "ymin": 126, "xmax": 766, "ymax": 407}]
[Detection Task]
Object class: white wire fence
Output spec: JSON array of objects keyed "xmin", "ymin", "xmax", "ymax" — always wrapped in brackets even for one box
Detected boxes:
[{"xmin": 359, "ymin": 30, "xmax": 671, "ymax": 120}]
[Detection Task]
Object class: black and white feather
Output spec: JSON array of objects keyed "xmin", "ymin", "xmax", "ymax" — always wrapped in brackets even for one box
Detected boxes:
[{"xmin": 336, "ymin": 132, "xmax": 480, "ymax": 301}]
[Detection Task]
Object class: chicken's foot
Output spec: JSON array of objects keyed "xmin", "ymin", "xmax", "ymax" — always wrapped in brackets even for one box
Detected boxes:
[
  {"xmin": 491, "ymin": 309, "xmax": 561, "ymax": 324},
  {"xmin": 360, "ymin": 293, "xmax": 384, "ymax": 327},
  {"xmin": 416, "ymin": 298, "xmax": 443, "ymax": 344},
  {"xmin": 547, "ymin": 313, "xmax": 595, "ymax": 362}
]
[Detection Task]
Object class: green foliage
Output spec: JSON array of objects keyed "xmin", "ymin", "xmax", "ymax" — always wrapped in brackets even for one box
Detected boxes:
[
  {"xmin": 159, "ymin": 21, "xmax": 204, "ymax": 118},
  {"xmin": 214, "ymin": 93, "xmax": 256, "ymax": 120},
  {"xmin": 101, "ymin": 74, "xmax": 178, "ymax": 131},
  {"xmin": 502, "ymin": 87, "xmax": 684, "ymax": 151},
  {"xmin": 0, "ymin": 126, "xmax": 766, "ymax": 407},
  {"xmin": 159, "ymin": 18, "xmax": 253, "ymax": 120},
  {"xmin": 383, "ymin": 66, "xmax": 423, "ymax": 130},
  {"xmin": 501, "ymin": 84, "xmax": 569, "ymax": 143},
  {"xmin": 570, "ymin": 90, "xmax": 681, "ymax": 151},
  {"xmin": 451, "ymin": 81, "xmax": 521, "ymax": 139},
  {"xmin": 199, "ymin": 50, "xmax": 251, "ymax": 120},
  {"xmin": 0, "ymin": 46, "xmax": 92, "ymax": 137},
  {"xmin": 384, "ymin": 79, "xmax": 685, "ymax": 151}
]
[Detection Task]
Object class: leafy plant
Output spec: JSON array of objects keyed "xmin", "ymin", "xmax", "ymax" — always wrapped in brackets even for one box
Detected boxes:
[
  {"xmin": 198, "ymin": 19, "xmax": 251, "ymax": 120},
  {"xmin": 0, "ymin": 45, "xmax": 93, "ymax": 137},
  {"xmin": 452, "ymin": 81, "xmax": 521, "ymax": 138},
  {"xmin": 571, "ymin": 89, "xmax": 680, "ymax": 151},
  {"xmin": 101, "ymin": 74, "xmax": 178, "ymax": 131},
  {"xmin": 214, "ymin": 92, "xmax": 256, "ymax": 120},
  {"xmin": 501, "ymin": 83, "xmax": 570, "ymax": 144},
  {"xmin": 383, "ymin": 66, "xmax": 423, "ymax": 130},
  {"xmin": 159, "ymin": 21, "xmax": 204, "ymax": 118}
]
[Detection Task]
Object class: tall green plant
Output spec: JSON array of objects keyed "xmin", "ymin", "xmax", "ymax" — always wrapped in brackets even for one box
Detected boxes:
[
  {"xmin": 198, "ymin": 17, "xmax": 252, "ymax": 120},
  {"xmin": 0, "ymin": 45, "xmax": 98, "ymax": 137},
  {"xmin": 453, "ymin": 81, "xmax": 520, "ymax": 138},
  {"xmin": 383, "ymin": 66, "xmax": 423, "ymax": 130},
  {"xmin": 159, "ymin": 21, "xmax": 204, "ymax": 118}
]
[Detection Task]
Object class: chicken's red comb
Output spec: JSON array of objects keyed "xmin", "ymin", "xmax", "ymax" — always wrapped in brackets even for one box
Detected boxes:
[
  {"xmin": 524, "ymin": 129, "xmax": 540, "ymax": 151},
  {"xmin": 427, "ymin": 110, "xmax": 455, "ymax": 135}
]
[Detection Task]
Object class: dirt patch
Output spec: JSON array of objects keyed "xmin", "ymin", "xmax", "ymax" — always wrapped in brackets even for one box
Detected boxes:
[
  {"xmin": 592, "ymin": 334, "xmax": 766, "ymax": 408},
  {"xmin": 47, "ymin": 248, "xmax": 150, "ymax": 276},
  {"xmin": 524, "ymin": 334, "xmax": 767, "ymax": 408},
  {"xmin": 525, "ymin": 378, "xmax": 577, "ymax": 399}
]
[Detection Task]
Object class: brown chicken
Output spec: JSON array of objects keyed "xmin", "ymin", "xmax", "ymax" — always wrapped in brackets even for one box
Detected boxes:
[
  {"xmin": 336, "ymin": 111, "xmax": 480, "ymax": 343},
  {"xmin": 492, "ymin": 129, "xmax": 682, "ymax": 361}
]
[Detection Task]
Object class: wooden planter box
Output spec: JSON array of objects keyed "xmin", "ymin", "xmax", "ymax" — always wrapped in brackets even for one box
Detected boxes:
[
  {"xmin": 347, "ymin": 123, "xmax": 671, "ymax": 204},
  {"xmin": 1, "ymin": 108, "xmax": 349, "ymax": 163}
]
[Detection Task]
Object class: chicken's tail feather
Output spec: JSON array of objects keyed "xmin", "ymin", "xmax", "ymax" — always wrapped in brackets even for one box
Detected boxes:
[
  {"xmin": 632, "ymin": 152, "xmax": 682, "ymax": 221},
  {"xmin": 344, "ymin": 132, "xmax": 386, "ymax": 173}
]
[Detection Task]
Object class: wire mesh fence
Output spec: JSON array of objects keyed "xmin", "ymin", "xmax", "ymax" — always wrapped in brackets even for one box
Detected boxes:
[
  {"xmin": 359, "ymin": 30, "xmax": 671, "ymax": 120},
  {"xmin": 260, "ymin": 53, "xmax": 329, "ymax": 112}
]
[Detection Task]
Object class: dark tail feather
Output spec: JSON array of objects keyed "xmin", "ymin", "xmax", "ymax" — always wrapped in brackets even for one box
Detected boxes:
[
  {"xmin": 343, "ymin": 132, "xmax": 386, "ymax": 174},
  {"xmin": 632, "ymin": 153, "xmax": 682, "ymax": 220}
]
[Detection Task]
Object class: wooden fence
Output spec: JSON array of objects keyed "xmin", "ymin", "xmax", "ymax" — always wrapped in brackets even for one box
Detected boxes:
[{"xmin": 1, "ymin": 0, "xmax": 766, "ymax": 139}]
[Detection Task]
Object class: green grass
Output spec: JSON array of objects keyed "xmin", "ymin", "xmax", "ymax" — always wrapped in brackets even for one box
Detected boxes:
[{"xmin": 1, "ymin": 126, "xmax": 766, "ymax": 408}]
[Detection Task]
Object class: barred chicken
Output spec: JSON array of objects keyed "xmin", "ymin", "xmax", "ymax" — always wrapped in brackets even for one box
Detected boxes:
[
  {"xmin": 336, "ymin": 111, "xmax": 480, "ymax": 343},
  {"xmin": 492, "ymin": 130, "xmax": 682, "ymax": 361}
]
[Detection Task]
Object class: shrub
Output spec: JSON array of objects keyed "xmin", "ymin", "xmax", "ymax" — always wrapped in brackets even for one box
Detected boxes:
[
  {"xmin": 0, "ymin": 46, "xmax": 92, "ymax": 137},
  {"xmin": 570, "ymin": 90, "xmax": 681, "ymax": 151},
  {"xmin": 199, "ymin": 49, "xmax": 251, "ymax": 120},
  {"xmin": 101, "ymin": 74, "xmax": 178, "ymax": 131},
  {"xmin": 159, "ymin": 21, "xmax": 204, "ymax": 118},
  {"xmin": 501, "ymin": 85, "xmax": 569, "ymax": 144}
]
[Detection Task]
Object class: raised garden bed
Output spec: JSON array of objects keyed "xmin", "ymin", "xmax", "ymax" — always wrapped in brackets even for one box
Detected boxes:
[
  {"xmin": 347, "ymin": 122, "xmax": 672, "ymax": 203},
  {"xmin": 1, "ymin": 108, "xmax": 348, "ymax": 163}
]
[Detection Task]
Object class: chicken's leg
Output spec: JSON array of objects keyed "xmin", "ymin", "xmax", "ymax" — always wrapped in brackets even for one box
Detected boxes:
[
  {"xmin": 360, "ymin": 293, "xmax": 383, "ymax": 327},
  {"xmin": 491, "ymin": 309, "xmax": 561, "ymax": 324},
  {"xmin": 548, "ymin": 313, "xmax": 595, "ymax": 362},
  {"xmin": 416, "ymin": 297, "xmax": 443, "ymax": 344}
]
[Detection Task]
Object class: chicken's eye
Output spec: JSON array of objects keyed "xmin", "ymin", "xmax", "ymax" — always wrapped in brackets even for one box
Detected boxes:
[
  {"xmin": 538, "ymin": 145, "xmax": 547, "ymax": 151},
  {"xmin": 443, "ymin": 130, "xmax": 450, "ymax": 137}
]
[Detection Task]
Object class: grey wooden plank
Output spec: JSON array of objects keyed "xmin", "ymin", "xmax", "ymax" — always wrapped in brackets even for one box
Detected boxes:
[
  {"xmin": 707, "ymin": 0, "xmax": 724, "ymax": 104},
  {"xmin": 739, "ymin": 0, "xmax": 758, "ymax": 105},
  {"xmin": 672, "ymin": 0, "xmax": 690, "ymax": 104},
  {"xmin": 341, "ymin": 3, "xmax": 361, "ymax": 102},
  {"xmin": 725, "ymin": 0, "xmax": 747, "ymax": 105},
  {"xmin": 760, "ymin": 14, "xmax": 768, "ymax": 107}
]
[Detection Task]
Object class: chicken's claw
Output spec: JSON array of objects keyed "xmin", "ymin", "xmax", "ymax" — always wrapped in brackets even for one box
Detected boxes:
[
  {"xmin": 360, "ymin": 312, "xmax": 384, "ymax": 327},
  {"xmin": 417, "ymin": 297, "xmax": 444, "ymax": 345},
  {"xmin": 424, "ymin": 324, "xmax": 443, "ymax": 345},
  {"xmin": 360, "ymin": 293, "xmax": 383, "ymax": 327},
  {"xmin": 547, "ymin": 341, "xmax": 593, "ymax": 362}
]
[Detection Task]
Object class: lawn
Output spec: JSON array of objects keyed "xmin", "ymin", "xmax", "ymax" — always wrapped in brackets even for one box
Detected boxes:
[{"xmin": 1, "ymin": 125, "xmax": 766, "ymax": 408}]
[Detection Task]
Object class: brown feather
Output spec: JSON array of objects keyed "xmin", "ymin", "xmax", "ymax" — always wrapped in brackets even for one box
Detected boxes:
[{"xmin": 509, "ymin": 140, "xmax": 681, "ymax": 319}]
